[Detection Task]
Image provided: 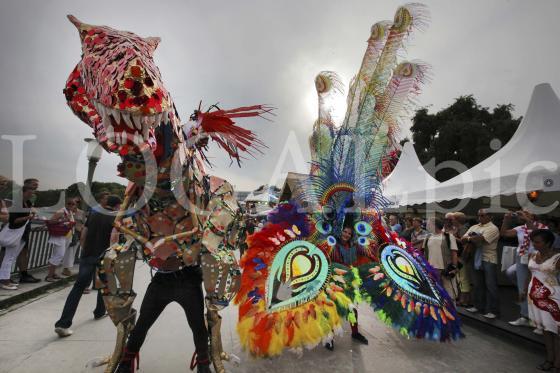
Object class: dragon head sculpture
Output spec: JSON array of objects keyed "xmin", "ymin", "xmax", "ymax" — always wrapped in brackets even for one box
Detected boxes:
[
  {"xmin": 64, "ymin": 15, "xmax": 178, "ymax": 164},
  {"xmin": 65, "ymin": 15, "xmax": 269, "ymax": 185}
]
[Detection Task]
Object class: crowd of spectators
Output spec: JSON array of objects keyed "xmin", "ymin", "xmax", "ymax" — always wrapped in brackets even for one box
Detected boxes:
[
  {"xmin": 0, "ymin": 179, "xmax": 113, "ymax": 290},
  {"xmin": 388, "ymin": 209, "xmax": 560, "ymax": 370}
]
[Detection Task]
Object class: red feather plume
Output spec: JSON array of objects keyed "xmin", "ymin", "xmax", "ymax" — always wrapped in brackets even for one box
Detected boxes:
[{"xmin": 197, "ymin": 105, "xmax": 273, "ymax": 166}]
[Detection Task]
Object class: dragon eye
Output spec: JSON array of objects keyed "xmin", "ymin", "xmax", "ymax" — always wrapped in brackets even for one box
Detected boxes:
[
  {"xmin": 327, "ymin": 235, "xmax": 337, "ymax": 246},
  {"xmin": 315, "ymin": 221, "xmax": 332, "ymax": 235},
  {"xmin": 358, "ymin": 236, "xmax": 369, "ymax": 246},
  {"xmin": 354, "ymin": 221, "xmax": 372, "ymax": 236}
]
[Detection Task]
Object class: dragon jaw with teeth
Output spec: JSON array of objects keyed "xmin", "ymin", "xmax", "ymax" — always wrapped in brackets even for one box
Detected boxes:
[
  {"xmin": 64, "ymin": 15, "xmax": 267, "ymax": 373},
  {"xmin": 64, "ymin": 15, "xmax": 174, "ymax": 157}
]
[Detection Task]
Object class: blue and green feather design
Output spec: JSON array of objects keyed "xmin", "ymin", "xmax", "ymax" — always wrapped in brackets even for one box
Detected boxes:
[{"xmin": 359, "ymin": 244, "xmax": 463, "ymax": 341}]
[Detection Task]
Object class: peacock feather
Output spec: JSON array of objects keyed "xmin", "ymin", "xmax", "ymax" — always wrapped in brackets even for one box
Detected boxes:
[{"xmin": 309, "ymin": 71, "xmax": 343, "ymax": 176}]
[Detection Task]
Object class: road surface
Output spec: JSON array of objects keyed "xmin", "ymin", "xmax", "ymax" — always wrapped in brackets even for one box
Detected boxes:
[{"xmin": 0, "ymin": 261, "xmax": 543, "ymax": 373}]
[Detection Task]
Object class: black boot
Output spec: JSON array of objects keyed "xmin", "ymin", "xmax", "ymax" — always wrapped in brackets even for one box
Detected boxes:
[
  {"xmin": 19, "ymin": 272, "xmax": 40, "ymax": 283},
  {"xmin": 351, "ymin": 332, "xmax": 369, "ymax": 345},
  {"xmin": 197, "ymin": 362, "xmax": 212, "ymax": 373}
]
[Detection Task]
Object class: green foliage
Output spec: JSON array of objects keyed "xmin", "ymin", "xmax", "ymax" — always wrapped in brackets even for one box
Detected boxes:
[
  {"xmin": 66, "ymin": 181, "xmax": 126, "ymax": 200},
  {"xmin": 0, "ymin": 176, "xmax": 17, "ymax": 200},
  {"xmin": 410, "ymin": 95, "xmax": 521, "ymax": 181},
  {"xmin": 0, "ymin": 178, "xmax": 126, "ymax": 208},
  {"xmin": 35, "ymin": 189, "xmax": 64, "ymax": 207}
]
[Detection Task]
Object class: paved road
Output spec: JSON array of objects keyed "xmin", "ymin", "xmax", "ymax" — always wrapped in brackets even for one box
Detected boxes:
[{"xmin": 0, "ymin": 262, "xmax": 543, "ymax": 373}]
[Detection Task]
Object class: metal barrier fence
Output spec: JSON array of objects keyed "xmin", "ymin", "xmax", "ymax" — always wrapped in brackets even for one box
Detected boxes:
[{"xmin": 10, "ymin": 226, "xmax": 81, "ymax": 274}]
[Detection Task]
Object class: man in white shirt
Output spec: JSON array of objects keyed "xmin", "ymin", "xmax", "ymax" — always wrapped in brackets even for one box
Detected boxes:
[
  {"xmin": 461, "ymin": 209, "xmax": 500, "ymax": 319},
  {"xmin": 423, "ymin": 218, "xmax": 459, "ymax": 302}
]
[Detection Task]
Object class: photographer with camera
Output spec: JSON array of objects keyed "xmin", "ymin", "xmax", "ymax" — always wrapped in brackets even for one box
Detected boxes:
[
  {"xmin": 461, "ymin": 209, "xmax": 500, "ymax": 319},
  {"xmin": 423, "ymin": 218, "xmax": 459, "ymax": 304},
  {"xmin": 501, "ymin": 209, "xmax": 548, "ymax": 329}
]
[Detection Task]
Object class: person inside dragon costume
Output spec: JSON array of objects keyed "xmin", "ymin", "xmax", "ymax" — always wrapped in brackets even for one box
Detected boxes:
[
  {"xmin": 62, "ymin": 16, "xmax": 269, "ymax": 373},
  {"xmin": 325, "ymin": 221, "xmax": 374, "ymax": 350},
  {"xmin": 235, "ymin": 3, "xmax": 464, "ymax": 358}
]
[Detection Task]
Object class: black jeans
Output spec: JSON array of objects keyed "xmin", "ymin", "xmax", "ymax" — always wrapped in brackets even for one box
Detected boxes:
[
  {"xmin": 126, "ymin": 266, "xmax": 209, "ymax": 361},
  {"xmin": 55, "ymin": 256, "xmax": 106, "ymax": 328}
]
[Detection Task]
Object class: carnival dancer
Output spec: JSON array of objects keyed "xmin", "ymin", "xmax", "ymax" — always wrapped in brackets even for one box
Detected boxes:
[
  {"xmin": 325, "ymin": 224, "xmax": 371, "ymax": 350},
  {"xmin": 236, "ymin": 4, "xmax": 463, "ymax": 359},
  {"xmin": 63, "ymin": 15, "xmax": 268, "ymax": 373}
]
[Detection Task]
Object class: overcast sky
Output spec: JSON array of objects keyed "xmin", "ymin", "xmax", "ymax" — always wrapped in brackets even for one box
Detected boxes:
[{"xmin": 1, "ymin": 0, "xmax": 559, "ymax": 192}]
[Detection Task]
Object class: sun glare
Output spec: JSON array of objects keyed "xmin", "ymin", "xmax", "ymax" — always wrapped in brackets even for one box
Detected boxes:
[{"xmin": 304, "ymin": 82, "xmax": 349, "ymax": 127}]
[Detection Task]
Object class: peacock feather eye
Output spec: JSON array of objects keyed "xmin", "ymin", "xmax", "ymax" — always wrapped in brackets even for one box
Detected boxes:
[
  {"xmin": 354, "ymin": 221, "xmax": 372, "ymax": 236},
  {"xmin": 265, "ymin": 240, "xmax": 329, "ymax": 312},
  {"xmin": 380, "ymin": 245, "xmax": 442, "ymax": 306},
  {"xmin": 327, "ymin": 235, "xmax": 337, "ymax": 246},
  {"xmin": 315, "ymin": 220, "xmax": 332, "ymax": 235},
  {"xmin": 321, "ymin": 205, "xmax": 336, "ymax": 221},
  {"xmin": 358, "ymin": 236, "xmax": 369, "ymax": 246}
]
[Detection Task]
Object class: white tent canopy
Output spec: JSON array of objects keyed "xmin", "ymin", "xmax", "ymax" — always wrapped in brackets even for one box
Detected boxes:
[
  {"xmin": 383, "ymin": 141, "xmax": 439, "ymax": 207},
  {"xmin": 245, "ymin": 193, "xmax": 278, "ymax": 203},
  {"xmin": 244, "ymin": 184, "xmax": 279, "ymax": 203},
  {"xmin": 402, "ymin": 83, "xmax": 560, "ymax": 206}
]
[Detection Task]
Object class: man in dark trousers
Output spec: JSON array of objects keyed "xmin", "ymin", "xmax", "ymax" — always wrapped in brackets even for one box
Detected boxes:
[{"xmin": 54, "ymin": 195, "xmax": 122, "ymax": 337}]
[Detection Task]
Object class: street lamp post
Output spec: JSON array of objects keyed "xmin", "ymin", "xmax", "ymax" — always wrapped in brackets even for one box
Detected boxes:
[{"xmin": 84, "ymin": 138, "xmax": 103, "ymax": 209}]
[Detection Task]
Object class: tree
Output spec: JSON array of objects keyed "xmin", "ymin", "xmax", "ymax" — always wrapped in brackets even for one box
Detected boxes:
[
  {"xmin": 0, "ymin": 177, "xmax": 125, "ymax": 206},
  {"xmin": 410, "ymin": 95, "xmax": 521, "ymax": 181},
  {"xmin": 0, "ymin": 176, "xmax": 17, "ymax": 200}
]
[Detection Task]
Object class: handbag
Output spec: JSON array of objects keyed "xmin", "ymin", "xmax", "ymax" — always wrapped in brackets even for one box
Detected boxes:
[
  {"xmin": 46, "ymin": 220, "xmax": 75, "ymax": 237},
  {"xmin": 46, "ymin": 208, "xmax": 75, "ymax": 237},
  {"xmin": 0, "ymin": 220, "xmax": 28, "ymax": 247},
  {"xmin": 501, "ymin": 245, "xmax": 517, "ymax": 272}
]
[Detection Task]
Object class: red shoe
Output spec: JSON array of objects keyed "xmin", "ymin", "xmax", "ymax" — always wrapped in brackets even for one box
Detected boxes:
[
  {"xmin": 115, "ymin": 348, "xmax": 139, "ymax": 373},
  {"xmin": 190, "ymin": 351, "xmax": 211, "ymax": 373}
]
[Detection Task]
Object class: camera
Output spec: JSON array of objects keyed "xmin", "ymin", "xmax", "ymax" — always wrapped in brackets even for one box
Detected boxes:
[{"xmin": 442, "ymin": 263, "xmax": 461, "ymax": 278}]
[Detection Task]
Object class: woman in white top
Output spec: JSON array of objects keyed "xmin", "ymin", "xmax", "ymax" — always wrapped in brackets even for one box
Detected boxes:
[
  {"xmin": 46, "ymin": 199, "xmax": 75, "ymax": 281},
  {"xmin": 526, "ymin": 229, "xmax": 560, "ymax": 372}
]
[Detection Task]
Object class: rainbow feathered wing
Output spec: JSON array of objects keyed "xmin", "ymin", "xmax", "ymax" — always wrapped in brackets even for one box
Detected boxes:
[{"xmin": 235, "ymin": 3, "xmax": 463, "ymax": 357}]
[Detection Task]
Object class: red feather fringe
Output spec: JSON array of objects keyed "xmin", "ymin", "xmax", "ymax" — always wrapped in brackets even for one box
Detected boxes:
[{"xmin": 198, "ymin": 105, "xmax": 272, "ymax": 165}]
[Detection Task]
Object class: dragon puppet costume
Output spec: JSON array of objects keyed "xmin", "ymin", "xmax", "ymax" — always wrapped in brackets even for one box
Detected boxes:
[
  {"xmin": 235, "ymin": 3, "xmax": 464, "ymax": 358},
  {"xmin": 63, "ymin": 16, "xmax": 270, "ymax": 373}
]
